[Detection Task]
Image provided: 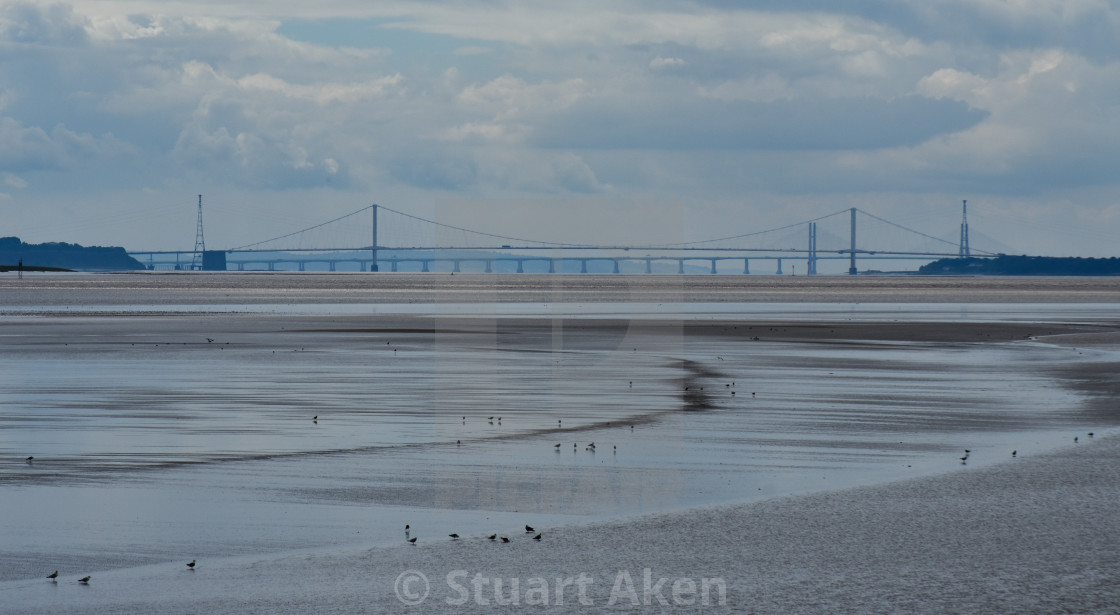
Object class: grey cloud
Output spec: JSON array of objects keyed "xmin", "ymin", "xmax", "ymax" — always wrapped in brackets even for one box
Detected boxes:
[
  {"xmin": 550, "ymin": 153, "xmax": 605, "ymax": 193},
  {"xmin": 0, "ymin": 117, "xmax": 130, "ymax": 172},
  {"xmin": 0, "ymin": 2, "xmax": 88, "ymax": 46},
  {"xmin": 685, "ymin": 0, "xmax": 1120, "ymax": 61},
  {"xmin": 388, "ymin": 150, "xmax": 478, "ymax": 190},
  {"xmin": 173, "ymin": 100, "xmax": 353, "ymax": 190},
  {"xmin": 0, "ymin": 117, "xmax": 59, "ymax": 171},
  {"xmin": 533, "ymin": 95, "xmax": 986, "ymax": 151}
]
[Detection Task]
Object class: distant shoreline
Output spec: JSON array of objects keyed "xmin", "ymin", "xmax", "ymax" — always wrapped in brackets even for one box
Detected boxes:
[
  {"xmin": 920, "ymin": 255, "xmax": 1120, "ymax": 275},
  {"xmin": 0, "ymin": 265, "xmax": 71, "ymax": 273}
]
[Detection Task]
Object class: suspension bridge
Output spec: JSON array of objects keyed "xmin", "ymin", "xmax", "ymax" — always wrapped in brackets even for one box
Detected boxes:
[{"xmin": 129, "ymin": 202, "xmax": 994, "ymax": 275}]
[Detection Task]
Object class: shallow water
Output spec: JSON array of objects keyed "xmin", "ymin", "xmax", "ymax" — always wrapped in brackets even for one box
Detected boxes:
[{"xmin": 1, "ymin": 274, "xmax": 1118, "ymax": 592}]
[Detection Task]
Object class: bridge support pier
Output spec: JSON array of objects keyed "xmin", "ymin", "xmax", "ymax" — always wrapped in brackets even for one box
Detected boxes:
[
  {"xmin": 645, "ymin": 258, "xmax": 652, "ymax": 274},
  {"xmin": 453, "ymin": 260, "xmax": 461, "ymax": 273},
  {"xmin": 710, "ymin": 259, "xmax": 717, "ymax": 274},
  {"xmin": 743, "ymin": 259, "xmax": 750, "ymax": 274},
  {"xmin": 776, "ymin": 258, "xmax": 782, "ymax": 275},
  {"xmin": 581, "ymin": 259, "xmax": 588, "ymax": 274},
  {"xmin": 422, "ymin": 261, "xmax": 429, "ymax": 273},
  {"xmin": 516, "ymin": 260, "xmax": 524, "ymax": 273},
  {"xmin": 391, "ymin": 260, "xmax": 398, "ymax": 272},
  {"xmin": 548, "ymin": 259, "xmax": 555, "ymax": 274},
  {"xmin": 613, "ymin": 259, "xmax": 620, "ymax": 274},
  {"xmin": 485, "ymin": 260, "xmax": 492, "ymax": 273},
  {"xmin": 329, "ymin": 262, "xmax": 336, "ymax": 272}
]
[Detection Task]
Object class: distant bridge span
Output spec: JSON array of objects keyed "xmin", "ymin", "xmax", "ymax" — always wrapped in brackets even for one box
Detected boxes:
[{"xmin": 130, "ymin": 205, "xmax": 992, "ymax": 274}]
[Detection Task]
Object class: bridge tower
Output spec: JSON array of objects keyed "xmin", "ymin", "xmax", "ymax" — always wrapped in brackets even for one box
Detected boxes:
[
  {"xmin": 191, "ymin": 195, "xmax": 206, "ymax": 270},
  {"xmin": 959, "ymin": 199, "xmax": 970, "ymax": 257},
  {"xmin": 370, "ymin": 204, "xmax": 379, "ymax": 272},
  {"xmin": 848, "ymin": 207, "xmax": 857, "ymax": 275},
  {"xmin": 807, "ymin": 222, "xmax": 818, "ymax": 275}
]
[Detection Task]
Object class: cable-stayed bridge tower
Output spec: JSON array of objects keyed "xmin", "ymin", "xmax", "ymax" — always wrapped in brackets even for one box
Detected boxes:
[{"xmin": 959, "ymin": 199, "xmax": 970, "ymax": 257}]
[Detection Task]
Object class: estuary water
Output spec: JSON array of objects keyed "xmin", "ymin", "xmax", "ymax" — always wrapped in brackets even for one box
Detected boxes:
[{"xmin": 1, "ymin": 273, "xmax": 1118, "ymax": 593}]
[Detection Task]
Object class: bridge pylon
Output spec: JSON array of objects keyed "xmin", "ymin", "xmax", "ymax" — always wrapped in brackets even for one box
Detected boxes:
[
  {"xmin": 370, "ymin": 204, "xmax": 379, "ymax": 272},
  {"xmin": 191, "ymin": 195, "xmax": 205, "ymax": 270},
  {"xmin": 808, "ymin": 222, "xmax": 818, "ymax": 275},
  {"xmin": 848, "ymin": 207, "xmax": 857, "ymax": 275},
  {"xmin": 959, "ymin": 200, "xmax": 970, "ymax": 257}
]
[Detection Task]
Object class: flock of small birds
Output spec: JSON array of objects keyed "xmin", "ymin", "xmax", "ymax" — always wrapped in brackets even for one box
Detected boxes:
[
  {"xmin": 406, "ymin": 524, "xmax": 542, "ymax": 545},
  {"xmin": 44, "ymin": 560, "xmax": 196, "ymax": 585},
  {"xmin": 955, "ymin": 432, "xmax": 1094, "ymax": 465}
]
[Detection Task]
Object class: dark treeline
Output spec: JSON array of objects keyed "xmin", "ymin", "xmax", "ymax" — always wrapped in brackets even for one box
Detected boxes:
[
  {"xmin": 0, "ymin": 237, "xmax": 143, "ymax": 271},
  {"xmin": 919, "ymin": 255, "xmax": 1120, "ymax": 276}
]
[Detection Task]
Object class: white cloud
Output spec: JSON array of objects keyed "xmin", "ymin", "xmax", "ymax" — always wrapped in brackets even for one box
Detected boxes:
[
  {"xmin": 3, "ymin": 172, "xmax": 27, "ymax": 188},
  {"xmin": 649, "ymin": 56, "xmax": 684, "ymax": 69},
  {"xmin": 453, "ymin": 45, "xmax": 492, "ymax": 56}
]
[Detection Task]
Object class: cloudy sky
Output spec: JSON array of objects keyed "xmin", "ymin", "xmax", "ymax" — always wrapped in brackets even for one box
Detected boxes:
[{"xmin": 3, "ymin": 0, "xmax": 1120, "ymax": 258}]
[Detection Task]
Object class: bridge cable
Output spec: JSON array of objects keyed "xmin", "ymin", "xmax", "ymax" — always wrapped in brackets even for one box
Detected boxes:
[
  {"xmin": 855, "ymin": 208, "xmax": 996, "ymax": 256},
  {"xmin": 229, "ymin": 205, "xmax": 373, "ymax": 251},
  {"xmin": 374, "ymin": 204, "xmax": 592, "ymax": 248},
  {"xmin": 649, "ymin": 207, "xmax": 851, "ymax": 248}
]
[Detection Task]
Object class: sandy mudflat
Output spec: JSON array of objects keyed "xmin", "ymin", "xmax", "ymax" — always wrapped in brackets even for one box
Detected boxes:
[
  {"xmin": 6, "ymin": 430, "xmax": 1117, "ymax": 614},
  {"xmin": 3, "ymin": 274, "xmax": 1120, "ymax": 614},
  {"xmin": 3, "ymin": 272, "xmax": 1120, "ymax": 305}
]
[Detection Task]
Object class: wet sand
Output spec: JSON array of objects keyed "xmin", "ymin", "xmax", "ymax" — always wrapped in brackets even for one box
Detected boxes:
[
  {"xmin": 5, "ymin": 426, "xmax": 1117, "ymax": 614},
  {"xmin": 2, "ymin": 274, "xmax": 1120, "ymax": 613},
  {"xmin": 3, "ymin": 271, "xmax": 1120, "ymax": 306}
]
